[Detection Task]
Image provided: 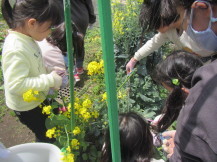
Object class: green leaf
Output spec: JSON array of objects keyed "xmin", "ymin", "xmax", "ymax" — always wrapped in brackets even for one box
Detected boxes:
[{"xmin": 82, "ymin": 153, "xmax": 88, "ymax": 160}]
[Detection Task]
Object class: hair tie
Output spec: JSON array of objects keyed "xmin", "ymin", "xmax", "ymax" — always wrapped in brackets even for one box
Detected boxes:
[
  {"xmin": 172, "ymin": 78, "xmax": 180, "ymax": 86},
  {"xmin": 9, "ymin": 0, "xmax": 16, "ymax": 9}
]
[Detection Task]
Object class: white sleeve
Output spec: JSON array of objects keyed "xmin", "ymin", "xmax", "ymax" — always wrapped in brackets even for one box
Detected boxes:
[
  {"xmin": 134, "ymin": 32, "xmax": 169, "ymax": 61},
  {"xmin": 3, "ymin": 50, "xmax": 55, "ymax": 95}
]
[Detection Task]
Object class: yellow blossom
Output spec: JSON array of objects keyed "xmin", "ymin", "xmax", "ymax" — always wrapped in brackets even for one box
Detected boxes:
[
  {"xmin": 118, "ymin": 91, "xmax": 126, "ymax": 99},
  {"xmin": 87, "ymin": 60, "xmax": 104, "ymax": 76},
  {"xmin": 82, "ymin": 99, "xmax": 92, "ymax": 108},
  {"xmin": 72, "ymin": 127, "xmax": 81, "ymax": 135},
  {"xmin": 61, "ymin": 152, "xmax": 74, "ymax": 162},
  {"xmin": 82, "ymin": 112, "xmax": 91, "ymax": 121},
  {"xmin": 23, "ymin": 89, "xmax": 39, "ymax": 102},
  {"xmin": 42, "ymin": 105, "xmax": 52, "ymax": 115},
  {"xmin": 79, "ymin": 108, "xmax": 87, "ymax": 115},
  {"xmin": 66, "ymin": 146, "xmax": 71, "ymax": 153},
  {"xmin": 101, "ymin": 92, "xmax": 107, "ymax": 101},
  {"xmin": 71, "ymin": 139, "xmax": 80, "ymax": 150},
  {"xmin": 46, "ymin": 127, "xmax": 56, "ymax": 138}
]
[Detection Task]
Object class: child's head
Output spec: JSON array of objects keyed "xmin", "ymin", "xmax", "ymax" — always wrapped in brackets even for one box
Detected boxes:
[
  {"xmin": 46, "ymin": 22, "xmax": 84, "ymax": 54},
  {"xmin": 154, "ymin": 51, "xmax": 203, "ymax": 90},
  {"xmin": 101, "ymin": 112, "xmax": 153, "ymax": 162},
  {"xmin": 1, "ymin": 0, "xmax": 62, "ymax": 40},
  {"xmin": 153, "ymin": 51, "xmax": 203, "ymax": 132},
  {"xmin": 46, "ymin": 22, "xmax": 67, "ymax": 53},
  {"xmin": 140, "ymin": 0, "xmax": 194, "ymax": 32}
]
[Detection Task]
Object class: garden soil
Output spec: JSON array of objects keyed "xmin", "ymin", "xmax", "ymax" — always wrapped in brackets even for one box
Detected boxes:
[
  {"xmin": 0, "ymin": 109, "xmax": 35, "ymax": 148},
  {"xmin": 0, "ymin": 75, "xmax": 90, "ymax": 148}
]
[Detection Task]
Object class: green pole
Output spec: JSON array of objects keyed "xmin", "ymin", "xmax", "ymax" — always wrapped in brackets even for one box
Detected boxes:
[
  {"xmin": 98, "ymin": 0, "xmax": 121, "ymax": 162},
  {"xmin": 63, "ymin": 0, "xmax": 75, "ymax": 131}
]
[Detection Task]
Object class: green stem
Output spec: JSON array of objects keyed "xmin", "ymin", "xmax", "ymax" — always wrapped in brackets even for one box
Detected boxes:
[
  {"xmin": 59, "ymin": 91, "xmax": 66, "ymax": 107},
  {"xmin": 117, "ymin": 69, "xmax": 136, "ymax": 91},
  {"xmin": 64, "ymin": 125, "xmax": 70, "ymax": 147}
]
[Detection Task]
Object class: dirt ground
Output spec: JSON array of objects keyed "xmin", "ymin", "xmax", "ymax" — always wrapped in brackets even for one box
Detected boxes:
[
  {"xmin": 0, "ymin": 109, "xmax": 35, "ymax": 148},
  {"xmin": 0, "ymin": 75, "xmax": 88, "ymax": 148}
]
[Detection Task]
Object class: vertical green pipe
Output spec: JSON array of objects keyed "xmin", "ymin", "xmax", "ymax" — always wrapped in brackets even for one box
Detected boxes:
[
  {"xmin": 63, "ymin": 0, "xmax": 75, "ymax": 131},
  {"xmin": 98, "ymin": 0, "xmax": 121, "ymax": 162}
]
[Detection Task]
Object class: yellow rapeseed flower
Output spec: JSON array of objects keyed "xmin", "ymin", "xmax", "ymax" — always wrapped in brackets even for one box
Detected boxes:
[
  {"xmin": 42, "ymin": 105, "xmax": 52, "ymax": 115},
  {"xmin": 71, "ymin": 139, "xmax": 80, "ymax": 150},
  {"xmin": 72, "ymin": 127, "xmax": 81, "ymax": 135},
  {"xmin": 82, "ymin": 99, "xmax": 92, "ymax": 108},
  {"xmin": 82, "ymin": 112, "xmax": 91, "ymax": 121},
  {"xmin": 66, "ymin": 146, "xmax": 71, "ymax": 153},
  {"xmin": 101, "ymin": 92, "xmax": 107, "ymax": 101},
  {"xmin": 61, "ymin": 153, "xmax": 74, "ymax": 162},
  {"xmin": 23, "ymin": 89, "xmax": 39, "ymax": 102},
  {"xmin": 46, "ymin": 127, "xmax": 56, "ymax": 138},
  {"xmin": 87, "ymin": 61, "xmax": 99, "ymax": 76}
]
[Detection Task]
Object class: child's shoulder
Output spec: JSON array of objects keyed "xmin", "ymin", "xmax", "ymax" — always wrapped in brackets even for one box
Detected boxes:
[{"xmin": 3, "ymin": 31, "xmax": 37, "ymax": 54}]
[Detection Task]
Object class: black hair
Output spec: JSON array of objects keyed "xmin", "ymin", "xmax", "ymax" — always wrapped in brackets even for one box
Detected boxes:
[
  {"xmin": 46, "ymin": 22, "xmax": 67, "ymax": 53},
  {"xmin": 101, "ymin": 112, "xmax": 154, "ymax": 162},
  {"xmin": 153, "ymin": 51, "xmax": 203, "ymax": 132},
  {"xmin": 1, "ymin": 0, "xmax": 62, "ymax": 29},
  {"xmin": 46, "ymin": 22, "xmax": 83, "ymax": 54},
  {"xmin": 139, "ymin": 0, "xmax": 195, "ymax": 30}
]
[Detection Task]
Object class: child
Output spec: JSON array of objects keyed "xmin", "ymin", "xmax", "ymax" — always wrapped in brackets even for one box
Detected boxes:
[
  {"xmin": 38, "ymin": 22, "xmax": 84, "ymax": 82},
  {"xmin": 101, "ymin": 111, "xmax": 164, "ymax": 162},
  {"xmin": 153, "ymin": 50, "xmax": 203, "ymax": 132},
  {"xmin": 154, "ymin": 52, "xmax": 217, "ymax": 161},
  {"xmin": 1, "ymin": 0, "xmax": 62, "ymax": 142},
  {"xmin": 57, "ymin": 0, "xmax": 97, "ymax": 81},
  {"xmin": 126, "ymin": 0, "xmax": 217, "ymax": 74}
]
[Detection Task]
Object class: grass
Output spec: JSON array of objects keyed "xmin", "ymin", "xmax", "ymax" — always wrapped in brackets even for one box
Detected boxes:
[{"xmin": 0, "ymin": 8, "xmax": 8, "ymax": 121}]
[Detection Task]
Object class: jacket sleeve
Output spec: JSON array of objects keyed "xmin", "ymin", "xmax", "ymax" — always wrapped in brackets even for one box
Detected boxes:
[
  {"xmin": 84, "ymin": 0, "xmax": 96, "ymax": 24},
  {"xmin": 2, "ymin": 50, "xmax": 55, "ymax": 95},
  {"xmin": 134, "ymin": 32, "xmax": 169, "ymax": 61}
]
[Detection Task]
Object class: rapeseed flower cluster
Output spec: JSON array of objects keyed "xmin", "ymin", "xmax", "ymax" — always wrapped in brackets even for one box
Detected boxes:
[
  {"xmin": 42, "ymin": 105, "xmax": 52, "ymax": 115},
  {"xmin": 87, "ymin": 60, "xmax": 104, "ymax": 76},
  {"xmin": 46, "ymin": 127, "xmax": 56, "ymax": 138},
  {"xmin": 72, "ymin": 126, "xmax": 81, "ymax": 135},
  {"xmin": 23, "ymin": 89, "xmax": 40, "ymax": 102},
  {"xmin": 71, "ymin": 139, "xmax": 80, "ymax": 150},
  {"xmin": 61, "ymin": 152, "xmax": 74, "ymax": 162}
]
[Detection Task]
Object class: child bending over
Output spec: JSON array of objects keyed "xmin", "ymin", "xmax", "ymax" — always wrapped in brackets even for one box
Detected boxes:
[{"xmin": 101, "ymin": 111, "xmax": 164, "ymax": 162}]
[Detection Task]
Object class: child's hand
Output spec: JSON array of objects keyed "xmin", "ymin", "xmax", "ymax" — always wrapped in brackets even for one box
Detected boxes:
[
  {"xmin": 53, "ymin": 67, "xmax": 68, "ymax": 88},
  {"xmin": 51, "ymin": 71, "xmax": 62, "ymax": 90},
  {"xmin": 54, "ymin": 67, "xmax": 66, "ymax": 77},
  {"xmin": 162, "ymin": 130, "xmax": 176, "ymax": 158},
  {"xmin": 126, "ymin": 57, "xmax": 137, "ymax": 74}
]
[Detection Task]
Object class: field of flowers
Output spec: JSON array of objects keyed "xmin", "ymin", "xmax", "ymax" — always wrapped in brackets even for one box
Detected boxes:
[
  {"xmin": 38, "ymin": 0, "xmax": 170, "ymax": 161},
  {"xmin": 0, "ymin": 0, "xmax": 173, "ymax": 161}
]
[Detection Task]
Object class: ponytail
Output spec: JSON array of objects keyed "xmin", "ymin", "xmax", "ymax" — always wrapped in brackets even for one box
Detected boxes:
[
  {"xmin": 1, "ymin": 0, "xmax": 62, "ymax": 29},
  {"xmin": 157, "ymin": 86, "xmax": 187, "ymax": 132},
  {"xmin": 1, "ymin": 0, "xmax": 14, "ymax": 28}
]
